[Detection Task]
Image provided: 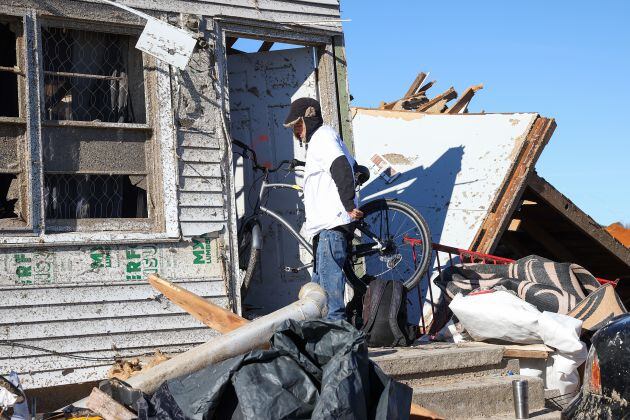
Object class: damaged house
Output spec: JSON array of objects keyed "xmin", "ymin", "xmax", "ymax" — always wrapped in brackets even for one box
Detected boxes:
[{"xmin": 0, "ymin": 0, "xmax": 351, "ymax": 392}]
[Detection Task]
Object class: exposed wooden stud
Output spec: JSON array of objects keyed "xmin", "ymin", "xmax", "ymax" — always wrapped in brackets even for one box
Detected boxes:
[
  {"xmin": 447, "ymin": 83, "xmax": 484, "ymax": 114},
  {"xmin": 403, "ymin": 72, "xmax": 427, "ymax": 98},
  {"xmin": 258, "ymin": 40, "xmax": 274, "ymax": 52},
  {"xmin": 522, "ymin": 200, "xmax": 538, "ymax": 206},
  {"xmin": 416, "ymin": 87, "xmax": 457, "ymax": 112}
]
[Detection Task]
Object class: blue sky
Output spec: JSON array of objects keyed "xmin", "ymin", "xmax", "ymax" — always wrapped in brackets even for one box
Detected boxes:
[{"xmin": 340, "ymin": 0, "xmax": 629, "ymax": 226}]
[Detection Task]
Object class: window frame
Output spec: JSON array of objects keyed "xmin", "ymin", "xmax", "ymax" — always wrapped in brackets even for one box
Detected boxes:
[
  {"xmin": 0, "ymin": 14, "xmax": 30, "ymax": 231},
  {"xmin": 0, "ymin": 10, "xmax": 180, "ymax": 245}
]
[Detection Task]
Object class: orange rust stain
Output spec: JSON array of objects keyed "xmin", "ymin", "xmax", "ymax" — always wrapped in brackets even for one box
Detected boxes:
[
  {"xmin": 258, "ymin": 134, "xmax": 269, "ymax": 142},
  {"xmin": 262, "ymin": 161, "xmax": 273, "ymax": 169},
  {"xmin": 606, "ymin": 223, "xmax": 630, "ymax": 247}
]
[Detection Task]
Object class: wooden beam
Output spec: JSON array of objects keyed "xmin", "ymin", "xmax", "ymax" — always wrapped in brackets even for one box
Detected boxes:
[
  {"xmin": 403, "ymin": 72, "xmax": 427, "ymax": 98},
  {"xmin": 503, "ymin": 344, "xmax": 552, "ymax": 359},
  {"xmin": 447, "ymin": 83, "xmax": 484, "ymax": 114},
  {"xmin": 416, "ymin": 87, "xmax": 457, "ymax": 112},
  {"xmin": 473, "ymin": 117, "xmax": 556, "ymax": 253},
  {"xmin": 528, "ymin": 173, "xmax": 630, "ymax": 266},
  {"xmin": 423, "ymin": 98, "xmax": 449, "ymax": 114},
  {"xmin": 226, "ymin": 37, "xmax": 238, "ymax": 48},
  {"xmin": 148, "ymin": 274, "xmax": 249, "ymax": 334},
  {"xmin": 416, "ymin": 80, "xmax": 436, "ymax": 94},
  {"xmin": 258, "ymin": 40, "xmax": 274, "ymax": 52},
  {"xmin": 85, "ymin": 387, "xmax": 136, "ymax": 420}
]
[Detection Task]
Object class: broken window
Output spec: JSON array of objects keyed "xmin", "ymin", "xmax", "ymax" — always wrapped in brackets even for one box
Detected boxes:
[
  {"xmin": 0, "ymin": 16, "xmax": 26, "ymax": 226},
  {"xmin": 0, "ymin": 16, "xmax": 157, "ymax": 233},
  {"xmin": 39, "ymin": 24, "xmax": 152, "ymax": 227},
  {"xmin": 42, "ymin": 26, "xmax": 146, "ymax": 123}
]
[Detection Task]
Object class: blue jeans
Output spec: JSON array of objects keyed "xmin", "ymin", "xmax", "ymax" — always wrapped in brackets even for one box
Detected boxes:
[{"xmin": 311, "ymin": 229, "xmax": 348, "ymax": 321}]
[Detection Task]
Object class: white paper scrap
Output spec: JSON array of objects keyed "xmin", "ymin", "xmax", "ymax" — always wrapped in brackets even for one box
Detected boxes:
[{"xmin": 136, "ymin": 19, "xmax": 197, "ymax": 70}]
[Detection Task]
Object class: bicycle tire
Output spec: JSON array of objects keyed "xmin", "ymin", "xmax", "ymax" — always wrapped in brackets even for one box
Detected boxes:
[
  {"xmin": 241, "ymin": 246, "xmax": 260, "ymax": 298},
  {"xmin": 238, "ymin": 220, "xmax": 260, "ymax": 298},
  {"xmin": 345, "ymin": 198, "xmax": 432, "ymax": 291}
]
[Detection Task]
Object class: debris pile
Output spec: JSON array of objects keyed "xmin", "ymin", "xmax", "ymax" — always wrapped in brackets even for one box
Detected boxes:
[{"xmin": 378, "ymin": 71, "xmax": 483, "ymax": 114}]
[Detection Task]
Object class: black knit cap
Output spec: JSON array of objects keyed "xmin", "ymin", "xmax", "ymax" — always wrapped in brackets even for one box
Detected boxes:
[
  {"xmin": 284, "ymin": 97, "xmax": 324, "ymax": 141},
  {"xmin": 283, "ymin": 97, "xmax": 322, "ymax": 126}
]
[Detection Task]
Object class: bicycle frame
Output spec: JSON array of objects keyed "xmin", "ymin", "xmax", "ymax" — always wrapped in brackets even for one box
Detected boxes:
[{"xmin": 250, "ymin": 173, "xmax": 386, "ymax": 272}]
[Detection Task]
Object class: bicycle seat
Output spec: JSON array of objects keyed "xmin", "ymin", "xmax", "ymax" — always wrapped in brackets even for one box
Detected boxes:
[{"xmin": 355, "ymin": 164, "xmax": 370, "ymax": 186}]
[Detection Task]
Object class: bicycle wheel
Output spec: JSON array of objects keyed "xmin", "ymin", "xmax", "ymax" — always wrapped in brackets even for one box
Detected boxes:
[
  {"xmin": 345, "ymin": 199, "xmax": 432, "ymax": 291},
  {"xmin": 238, "ymin": 221, "xmax": 260, "ymax": 298}
]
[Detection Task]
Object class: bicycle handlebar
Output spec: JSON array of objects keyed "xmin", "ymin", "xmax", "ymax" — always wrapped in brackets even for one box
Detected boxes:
[{"xmin": 232, "ymin": 140, "xmax": 304, "ymax": 173}]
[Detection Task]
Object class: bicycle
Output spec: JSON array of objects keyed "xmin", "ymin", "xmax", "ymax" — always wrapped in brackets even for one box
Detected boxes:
[{"xmin": 232, "ymin": 139, "xmax": 432, "ymax": 321}]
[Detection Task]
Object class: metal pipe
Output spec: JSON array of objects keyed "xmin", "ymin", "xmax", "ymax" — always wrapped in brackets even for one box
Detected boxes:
[
  {"xmin": 43, "ymin": 70, "xmax": 125, "ymax": 81},
  {"xmin": 73, "ymin": 282, "xmax": 326, "ymax": 406}
]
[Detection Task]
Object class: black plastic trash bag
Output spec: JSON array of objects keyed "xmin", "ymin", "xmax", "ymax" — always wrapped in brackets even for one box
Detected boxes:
[{"xmin": 139, "ymin": 319, "xmax": 412, "ymax": 420}]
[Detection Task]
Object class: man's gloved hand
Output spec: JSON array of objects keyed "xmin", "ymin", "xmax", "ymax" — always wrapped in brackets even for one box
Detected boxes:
[{"xmin": 348, "ymin": 208, "xmax": 364, "ymax": 220}]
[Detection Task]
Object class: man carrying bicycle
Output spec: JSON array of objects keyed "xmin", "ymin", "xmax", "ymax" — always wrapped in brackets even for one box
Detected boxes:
[{"xmin": 284, "ymin": 97, "xmax": 363, "ymax": 321}]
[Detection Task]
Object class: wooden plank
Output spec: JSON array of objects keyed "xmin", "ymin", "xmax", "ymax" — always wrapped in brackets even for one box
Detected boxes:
[
  {"xmin": 416, "ymin": 80, "xmax": 436, "ymax": 94},
  {"xmin": 416, "ymin": 87, "xmax": 458, "ymax": 112},
  {"xmin": 148, "ymin": 274, "xmax": 248, "ymax": 334},
  {"xmin": 258, "ymin": 40, "xmax": 274, "ymax": 52},
  {"xmin": 86, "ymin": 387, "xmax": 136, "ymax": 420},
  {"xmin": 527, "ymin": 173, "xmax": 630, "ymax": 266},
  {"xmin": 447, "ymin": 84, "xmax": 484, "ymax": 114},
  {"xmin": 381, "ymin": 87, "xmax": 433, "ymax": 110},
  {"xmin": 403, "ymin": 72, "xmax": 427, "ymax": 98},
  {"xmin": 423, "ymin": 98, "xmax": 449, "ymax": 114},
  {"xmin": 473, "ymin": 116, "xmax": 556, "ymax": 253},
  {"xmin": 502, "ymin": 343, "xmax": 552, "ymax": 359}
]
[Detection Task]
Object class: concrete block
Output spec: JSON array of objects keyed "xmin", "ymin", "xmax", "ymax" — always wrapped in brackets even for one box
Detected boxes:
[
  {"xmin": 370, "ymin": 342, "xmax": 505, "ymax": 377},
  {"xmin": 411, "ymin": 375, "xmax": 545, "ymax": 419}
]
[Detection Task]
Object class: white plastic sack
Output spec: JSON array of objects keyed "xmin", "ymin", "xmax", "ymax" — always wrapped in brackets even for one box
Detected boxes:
[
  {"xmin": 539, "ymin": 312, "xmax": 587, "ymax": 395},
  {"xmin": 449, "ymin": 291, "xmax": 587, "ymax": 395},
  {"xmin": 449, "ymin": 291, "xmax": 542, "ymax": 343}
]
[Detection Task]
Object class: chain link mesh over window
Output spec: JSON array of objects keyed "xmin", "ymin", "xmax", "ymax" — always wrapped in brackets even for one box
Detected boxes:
[
  {"xmin": 45, "ymin": 174, "xmax": 148, "ymax": 219},
  {"xmin": 42, "ymin": 26, "xmax": 146, "ymax": 123}
]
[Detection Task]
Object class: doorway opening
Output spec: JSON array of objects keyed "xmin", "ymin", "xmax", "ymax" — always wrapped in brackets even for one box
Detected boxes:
[{"xmin": 226, "ymin": 34, "xmax": 320, "ymax": 316}]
